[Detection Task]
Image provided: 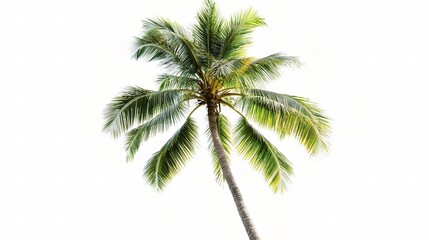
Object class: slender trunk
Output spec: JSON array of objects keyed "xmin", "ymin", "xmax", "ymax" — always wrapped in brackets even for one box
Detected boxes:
[{"xmin": 207, "ymin": 101, "xmax": 261, "ymax": 240}]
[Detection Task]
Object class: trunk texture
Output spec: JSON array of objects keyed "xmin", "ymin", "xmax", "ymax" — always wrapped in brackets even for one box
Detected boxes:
[{"xmin": 207, "ymin": 100, "xmax": 261, "ymax": 240}]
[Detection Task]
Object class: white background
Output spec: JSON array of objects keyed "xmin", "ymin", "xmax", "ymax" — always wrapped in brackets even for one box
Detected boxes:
[{"xmin": 1, "ymin": 0, "xmax": 428, "ymax": 239}]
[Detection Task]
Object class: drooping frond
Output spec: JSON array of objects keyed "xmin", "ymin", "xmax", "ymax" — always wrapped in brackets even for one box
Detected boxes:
[
  {"xmin": 224, "ymin": 53, "xmax": 301, "ymax": 88},
  {"xmin": 156, "ymin": 74, "xmax": 201, "ymax": 91},
  {"xmin": 103, "ymin": 87, "xmax": 181, "ymax": 138},
  {"xmin": 219, "ymin": 8, "xmax": 266, "ymax": 59},
  {"xmin": 134, "ymin": 18, "xmax": 201, "ymax": 75},
  {"xmin": 133, "ymin": 30, "xmax": 184, "ymax": 74},
  {"xmin": 144, "ymin": 118, "xmax": 199, "ymax": 190},
  {"xmin": 205, "ymin": 114, "xmax": 232, "ymax": 183},
  {"xmin": 234, "ymin": 117, "xmax": 293, "ymax": 192},
  {"xmin": 193, "ymin": 0, "xmax": 224, "ymax": 63},
  {"xmin": 237, "ymin": 89, "xmax": 330, "ymax": 155},
  {"xmin": 125, "ymin": 103, "xmax": 188, "ymax": 161}
]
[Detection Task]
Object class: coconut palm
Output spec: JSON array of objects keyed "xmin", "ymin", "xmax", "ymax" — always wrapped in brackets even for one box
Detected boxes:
[{"xmin": 103, "ymin": 0, "xmax": 330, "ymax": 239}]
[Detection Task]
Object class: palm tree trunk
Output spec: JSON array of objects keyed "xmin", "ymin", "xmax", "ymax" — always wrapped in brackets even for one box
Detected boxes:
[{"xmin": 207, "ymin": 101, "xmax": 261, "ymax": 240}]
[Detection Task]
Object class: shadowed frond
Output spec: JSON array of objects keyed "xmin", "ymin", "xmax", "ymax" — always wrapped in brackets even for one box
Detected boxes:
[
  {"xmin": 234, "ymin": 117, "xmax": 293, "ymax": 192},
  {"xmin": 156, "ymin": 74, "xmax": 201, "ymax": 91},
  {"xmin": 237, "ymin": 89, "xmax": 330, "ymax": 154},
  {"xmin": 134, "ymin": 18, "xmax": 201, "ymax": 75},
  {"xmin": 133, "ymin": 30, "xmax": 183, "ymax": 73},
  {"xmin": 193, "ymin": 0, "xmax": 224, "ymax": 63},
  {"xmin": 103, "ymin": 87, "xmax": 181, "ymax": 138},
  {"xmin": 224, "ymin": 53, "xmax": 301, "ymax": 88},
  {"xmin": 144, "ymin": 118, "xmax": 199, "ymax": 190},
  {"xmin": 205, "ymin": 114, "xmax": 232, "ymax": 183},
  {"xmin": 219, "ymin": 8, "xmax": 266, "ymax": 59},
  {"xmin": 125, "ymin": 103, "xmax": 188, "ymax": 161}
]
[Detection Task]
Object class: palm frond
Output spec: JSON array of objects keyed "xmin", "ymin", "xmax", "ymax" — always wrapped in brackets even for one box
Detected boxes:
[
  {"xmin": 205, "ymin": 114, "xmax": 232, "ymax": 183},
  {"xmin": 134, "ymin": 18, "xmax": 201, "ymax": 75},
  {"xmin": 133, "ymin": 29, "xmax": 183, "ymax": 74},
  {"xmin": 124, "ymin": 103, "xmax": 188, "ymax": 161},
  {"xmin": 103, "ymin": 87, "xmax": 181, "ymax": 138},
  {"xmin": 193, "ymin": 0, "xmax": 224, "ymax": 63},
  {"xmin": 219, "ymin": 8, "xmax": 266, "ymax": 59},
  {"xmin": 156, "ymin": 74, "xmax": 201, "ymax": 91},
  {"xmin": 234, "ymin": 117, "xmax": 293, "ymax": 192},
  {"xmin": 210, "ymin": 57, "xmax": 252, "ymax": 78},
  {"xmin": 144, "ymin": 118, "xmax": 199, "ymax": 190},
  {"xmin": 224, "ymin": 53, "xmax": 301, "ymax": 88},
  {"xmin": 237, "ymin": 89, "xmax": 330, "ymax": 154}
]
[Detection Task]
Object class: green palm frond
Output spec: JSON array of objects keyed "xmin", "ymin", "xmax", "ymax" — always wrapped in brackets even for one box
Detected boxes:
[
  {"xmin": 219, "ymin": 8, "xmax": 266, "ymax": 59},
  {"xmin": 224, "ymin": 53, "xmax": 301, "ymax": 88},
  {"xmin": 103, "ymin": 87, "xmax": 181, "ymax": 138},
  {"xmin": 145, "ymin": 18, "xmax": 201, "ymax": 73},
  {"xmin": 156, "ymin": 74, "xmax": 201, "ymax": 91},
  {"xmin": 237, "ymin": 89, "xmax": 330, "ymax": 154},
  {"xmin": 134, "ymin": 18, "xmax": 201, "ymax": 75},
  {"xmin": 193, "ymin": 0, "xmax": 224, "ymax": 63},
  {"xmin": 205, "ymin": 114, "xmax": 232, "ymax": 183},
  {"xmin": 234, "ymin": 117, "xmax": 293, "ymax": 192},
  {"xmin": 125, "ymin": 103, "xmax": 188, "ymax": 161},
  {"xmin": 133, "ymin": 29, "xmax": 183, "ymax": 73},
  {"xmin": 144, "ymin": 117, "xmax": 199, "ymax": 190}
]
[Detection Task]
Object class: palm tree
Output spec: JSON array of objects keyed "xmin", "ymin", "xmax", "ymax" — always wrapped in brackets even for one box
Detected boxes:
[{"xmin": 103, "ymin": 0, "xmax": 330, "ymax": 239}]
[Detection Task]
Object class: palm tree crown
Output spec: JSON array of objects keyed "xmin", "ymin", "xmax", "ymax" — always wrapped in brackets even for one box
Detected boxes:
[
  {"xmin": 104, "ymin": 1, "xmax": 330, "ymax": 238},
  {"xmin": 103, "ymin": 0, "xmax": 330, "ymax": 193}
]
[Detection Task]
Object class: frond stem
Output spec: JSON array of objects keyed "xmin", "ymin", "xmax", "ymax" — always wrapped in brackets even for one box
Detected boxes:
[
  {"xmin": 219, "ymin": 99, "xmax": 246, "ymax": 119},
  {"xmin": 219, "ymin": 93, "xmax": 244, "ymax": 98},
  {"xmin": 187, "ymin": 103, "xmax": 205, "ymax": 118},
  {"xmin": 218, "ymin": 87, "xmax": 239, "ymax": 93}
]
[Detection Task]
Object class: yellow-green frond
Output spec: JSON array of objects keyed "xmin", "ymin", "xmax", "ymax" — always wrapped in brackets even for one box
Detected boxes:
[
  {"xmin": 234, "ymin": 117, "xmax": 293, "ymax": 192},
  {"xmin": 237, "ymin": 89, "xmax": 330, "ymax": 155},
  {"xmin": 224, "ymin": 53, "xmax": 300, "ymax": 88},
  {"xmin": 219, "ymin": 8, "xmax": 266, "ymax": 59}
]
